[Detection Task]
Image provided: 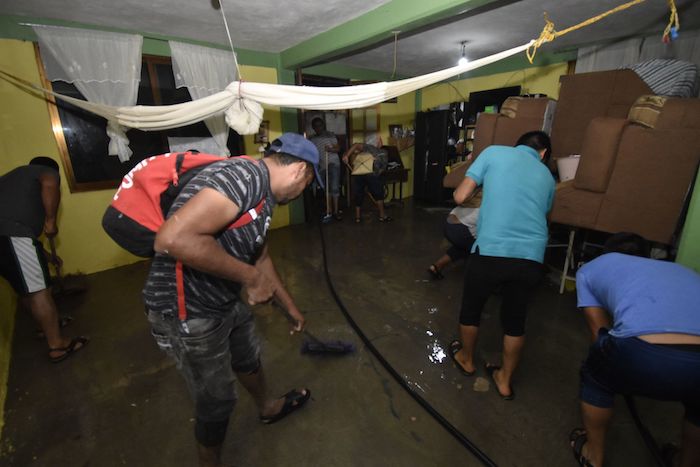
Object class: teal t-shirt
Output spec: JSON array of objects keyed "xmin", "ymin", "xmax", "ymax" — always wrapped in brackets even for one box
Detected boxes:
[
  {"xmin": 577, "ymin": 253, "xmax": 700, "ymax": 338},
  {"xmin": 466, "ymin": 145, "xmax": 555, "ymax": 263}
]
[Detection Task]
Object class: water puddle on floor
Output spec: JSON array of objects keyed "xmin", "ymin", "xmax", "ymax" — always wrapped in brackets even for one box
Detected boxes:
[{"xmin": 427, "ymin": 339, "xmax": 447, "ymax": 364}]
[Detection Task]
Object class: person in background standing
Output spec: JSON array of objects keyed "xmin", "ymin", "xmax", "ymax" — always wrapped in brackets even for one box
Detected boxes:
[
  {"xmin": 309, "ymin": 117, "xmax": 342, "ymax": 220},
  {"xmin": 0, "ymin": 157, "xmax": 88, "ymax": 362}
]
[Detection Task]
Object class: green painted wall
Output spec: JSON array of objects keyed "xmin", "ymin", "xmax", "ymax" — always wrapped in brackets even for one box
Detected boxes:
[{"xmin": 677, "ymin": 170, "xmax": 700, "ymax": 272}]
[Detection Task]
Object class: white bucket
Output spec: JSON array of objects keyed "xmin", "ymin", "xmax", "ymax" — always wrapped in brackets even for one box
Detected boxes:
[{"xmin": 557, "ymin": 155, "xmax": 581, "ymax": 182}]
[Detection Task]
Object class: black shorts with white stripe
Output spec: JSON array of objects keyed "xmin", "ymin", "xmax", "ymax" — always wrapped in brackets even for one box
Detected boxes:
[{"xmin": 0, "ymin": 236, "xmax": 51, "ymax": 295}]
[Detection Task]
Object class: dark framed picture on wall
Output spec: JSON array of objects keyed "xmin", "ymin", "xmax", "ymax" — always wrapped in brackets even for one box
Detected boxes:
[{"xmin": 389, "ymin": 124, "xmax": 403, "ymax": 139}]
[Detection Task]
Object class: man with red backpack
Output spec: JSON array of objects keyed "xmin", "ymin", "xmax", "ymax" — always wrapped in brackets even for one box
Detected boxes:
[{"xmin": 142, "ymin": 133, "xmax": 322, "ymax": 467}]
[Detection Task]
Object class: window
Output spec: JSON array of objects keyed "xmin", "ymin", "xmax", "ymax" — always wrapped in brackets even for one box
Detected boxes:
[
  {"xmin": 349, "ymin": 106, "xmax": 380, "ymax": 145},
  {"xmin": 36, "ymin": 46, "xmax": 243, "ymax": 192}
]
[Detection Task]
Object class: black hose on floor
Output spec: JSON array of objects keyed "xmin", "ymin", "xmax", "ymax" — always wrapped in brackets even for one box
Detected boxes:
[{"xmin": 317, "ymin": 222, "xmax": 498, "ymax": 467}]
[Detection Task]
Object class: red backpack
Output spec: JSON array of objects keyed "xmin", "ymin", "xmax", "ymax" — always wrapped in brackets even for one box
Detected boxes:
[{"xmin": 102, "ymin": 151, "xmax": 265, "ymax": 257}]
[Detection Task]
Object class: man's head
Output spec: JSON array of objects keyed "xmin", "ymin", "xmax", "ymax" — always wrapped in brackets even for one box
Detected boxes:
[
  {"xmin": 29, "ymin": 156, "xmax": 59, "ymax": 173},
  {"xmin": 602, "ymin": 232, "xmax": 651, "ymax": 257},
  {"xmin": 311, "ymin": 117, "xmax": 325, "ymax": 136},
  {"xmin": 264, "ymin": 133, "xmax": 322, "ymax": 204},
  {"xmin": 516, "ymin": 131, "xmax": 552, "ymax": 166}
]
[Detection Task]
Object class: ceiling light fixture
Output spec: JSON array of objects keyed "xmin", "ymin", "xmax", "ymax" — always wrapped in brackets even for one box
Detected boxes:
[{"xmin": 458, "ymin": 41, "xmax": 469, "ymax": 67}]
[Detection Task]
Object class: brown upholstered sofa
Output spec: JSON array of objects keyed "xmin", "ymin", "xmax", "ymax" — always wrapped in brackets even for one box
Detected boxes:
[
  {"xmin": 551, "ymin": 95, "xmax": 700, "ymax": 244},
  {"xmin": 549, "ymin": 69, "xmax": 652, "ymax": 159}
]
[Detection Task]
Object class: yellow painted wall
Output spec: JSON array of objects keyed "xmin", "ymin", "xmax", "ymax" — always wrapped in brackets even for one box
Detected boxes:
[{"xmin": 421, "ymin": 63, "xmax": 568, "ymax": 111}]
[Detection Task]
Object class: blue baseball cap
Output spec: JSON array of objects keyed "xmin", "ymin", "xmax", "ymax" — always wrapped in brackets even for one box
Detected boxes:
[{"xmin": 267, "ymin": 133, "xmax": 323, "ymax": 188}]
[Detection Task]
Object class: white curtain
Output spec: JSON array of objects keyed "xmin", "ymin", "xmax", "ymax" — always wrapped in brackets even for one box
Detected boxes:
[
  {"xmin": 576, "ymin": 28, "xmax": 700, "ymax": 82},
  {"xmin": 169, "ymin": 41, "xmax": 238, "ymax": 155},
  {"xmin": 34, "ymin": 25, "xmax": 143, "ymax": 162}
]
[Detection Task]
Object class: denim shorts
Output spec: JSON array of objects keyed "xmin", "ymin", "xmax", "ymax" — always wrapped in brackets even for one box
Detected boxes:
[
  {"xmin": 321, "ymin": 161, "xmax": 341, "ymax": 197},
  {"xmin": 147, "ymin": 301, "xmax": 260, "ymax": 423},
  {"xmin": 580, "ymin": 328, "xmax": 700, "ymax": 426}
]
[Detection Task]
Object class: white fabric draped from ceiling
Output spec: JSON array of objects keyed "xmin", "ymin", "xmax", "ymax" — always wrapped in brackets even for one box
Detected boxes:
[{"xmin": 25, "ymin": 40, "xmax": 533, "ymax": 149}]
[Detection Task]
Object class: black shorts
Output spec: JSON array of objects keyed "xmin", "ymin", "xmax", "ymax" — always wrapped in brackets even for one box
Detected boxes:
[
  {"xmin": 459, "ymin": 252, "xmax": 543, "ymax": 336},
  {"xmin": 0, "ymin": 236, "xmax": 51, "ymax": 295},
  {"xmin": 352, "ymin": 174, "xmax": 384, "ymax": 206}
]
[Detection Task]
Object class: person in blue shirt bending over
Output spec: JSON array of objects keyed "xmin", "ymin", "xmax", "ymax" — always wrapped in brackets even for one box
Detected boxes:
[
  {"xmin": 450, "ymin": 131, "xmax": 555, "ymax": 400},
  {"xmin": 570, "ymin": 233, "xmax": 700, "ymax": 467}
]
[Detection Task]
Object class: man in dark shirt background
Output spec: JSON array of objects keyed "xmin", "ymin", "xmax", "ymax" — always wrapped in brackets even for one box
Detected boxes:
[{"xmin": 0, "ymin": 157, "xmax": 88, "ymax": 362}]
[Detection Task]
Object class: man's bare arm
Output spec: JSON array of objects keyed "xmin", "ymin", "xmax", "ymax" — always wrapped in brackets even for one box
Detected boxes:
[
  {"xmin": 39, "ymin": 172, "xmax": 60, "ymax": 237},
  {"xmin": 582, "ymin": 306, "xmax": 611, "ymax": 342},
  {"xmin": 255, "ymin": 245, "xmax": 305, "ymax": 332},
  {"xmin": 154, "ymin": 187, "xmax": 273, "ymax": 303},
  {"xmin": 453, "ymin": 176, "xmax": 478, "ymax": 205}
]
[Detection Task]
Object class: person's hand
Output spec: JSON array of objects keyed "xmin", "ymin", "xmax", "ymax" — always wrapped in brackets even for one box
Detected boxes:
[
  {"xmin": 44, "ymin": 221, "xmax": 58, "ymax": 238},
  {"xmin": 286, "ymin": 306, "xmax": 305, "ymax": 334},
  {"xmin": 244, "ymin": 269, "xmax": 276, "ymax": 306},
  {"xmin": 48, "ymin": 252, "xmax": 63, "ymax": 268}
]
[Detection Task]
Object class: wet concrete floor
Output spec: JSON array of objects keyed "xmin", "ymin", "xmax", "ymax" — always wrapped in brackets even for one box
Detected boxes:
[{"xmin": 0, "ymin": 201, "xmax": 682, "ymax": 466}]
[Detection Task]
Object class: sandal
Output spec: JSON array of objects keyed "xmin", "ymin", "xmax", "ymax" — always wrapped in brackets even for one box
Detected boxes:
[
  {"xmin": 485, "ymin": 363, "xmax": 515, "ymax": 400},
  {"xmin": 570, "ymin": 428, "xmax": 595, "ymax": 466},
  {"xmin": 449, "ymin": 340, "xmax": 474, "ymax": 376},
  {"xmin": 49, "ymin": 336, "xmax": 89, "ymax": 363},
  {"xmin": 378, "ymin": 216, "xmax": 393, "ymax": 222},
  {"xmin": 428, "ymin": 264, "xmax": 444, "ymax": 280},
  {"xmin": 260, "ymin": 389, "xmax": 311, "ymax": 425},
  {"xmin": 355, "ymin": 217, "xmax": 362, "ymax": 223},
  {"xmin": 36, "ymin": 315, "xmax": 74, "ymax": 340}
]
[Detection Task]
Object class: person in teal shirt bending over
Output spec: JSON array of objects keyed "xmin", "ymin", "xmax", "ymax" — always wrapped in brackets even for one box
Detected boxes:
[{"xmin": 449, "ymin": 131, "xmax": 555, "ymax": 400}]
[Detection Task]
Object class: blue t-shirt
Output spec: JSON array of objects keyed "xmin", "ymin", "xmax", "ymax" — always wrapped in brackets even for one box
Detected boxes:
[
  {"xmin": 576, "ymin": 253, "xmax": 700, "ymax": 338},
  {"xmin": 466, "ymin": 145, "xmax": 555, "ymax": 263}
]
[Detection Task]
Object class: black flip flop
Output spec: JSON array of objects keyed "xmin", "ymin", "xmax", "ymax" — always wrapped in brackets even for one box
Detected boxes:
[
  {"xmin": 378, "ymin": 216, "xmax": 393, "ymax": 222},
  {"xmin": 485, "ymin": 363, "xmax": 514, "ymax": 400},
  {"xmin": 449, "ymin": 340, "xmax": 474, "ymax": 376},
  {"xmin": 49, "ymin": 336, "xmax": 89, "ymax": 363},
  {"xmin": 260, "ymin": 389, "xmax": 311, "ymax": 425},
  {"xmin": 570, "ymin": 428, "xmax": 594, "ymax": 466}
]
